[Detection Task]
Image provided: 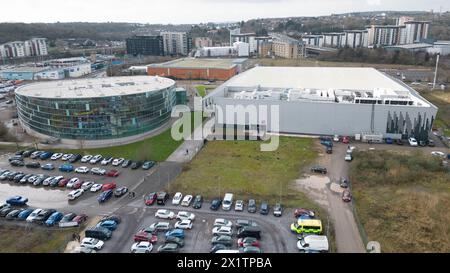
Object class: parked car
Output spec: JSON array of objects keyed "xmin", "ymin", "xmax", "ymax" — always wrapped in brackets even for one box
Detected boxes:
[
  {"xmin": 22, "ymin": 150, "xmax": 36, "ymax": 157},
  {"xmin": 181, "ymin": 195, "xmax": 193, "ymax": 207},
  {"xmin": 145, "ymin": 222, "xmax": 171, "ymax": 233},
  {"xmin": 235, "ymin": 219, "xmax": 258, "ymax": 229},
  {"xmin": 101, "ymin": 215, "xmax": 122, "ymax": 224},
  {"xmin": 101, "ymin": 156, "xmax": 113, "ymax": 165},
  {"xmin": 106, "ymin": 170, "xmax": 120, "ymax": 177},
  {"xmin": 91, "ymin": 167, "xmax": 106, "ymax": 175},
  {"xmin": 212, "ymin": 226, "xmax": 232, "ymax": 236},
  {"xmin": 273, "ymin": 203, "xmax": 283, "ymax": 217},
  {"xmin": 81, "ymin": 155, "xmax": 93, "ymax": 163},
  {"xmin": 59, "ymin": 213, "xmax": 77, "ymax": 224},
  {"xmin": 294, "ymin": 208, "xmax": 316, "ymax": 219},
  {"xmin": 142, "ymin": 161, "xmax": 155, "ymax": 170},
  {"xmin": 156, "ymin": 192, "xmax": 169, "ymax": 205},
  {"xmin": 237, "ymin": 226, "xmax": 261, "ymax": 239},
  {"xmin": 45, "ymin": 211, "xmax": 63, "ymax": 226},
  {"xmin": 131, "ymin": 241, "xmax": 153, "ymax": 253},
  {"xmin": 5, "ymin": 209, "xmax": 21, "ymax": 220},
  {"xmin": 211, "ymin": 235, "xmax": 233, "ymax": 246},
  {"xmin": 176, "ymin": 211, "xmax": 195, "ymax": 221},
  {"xmin": 17, "ymin": 208, "xmax": 34, "ymax": 220},
  {"xmin": 121, "ymin": 159, "xmax": 131, "ymax": 168},
  {"xmin": 385, "ymin": 138, "xmax": 393, "ymax": 144},
  {"xmin": 210, "ymin": 199, "xmax": 222, "ymax": 210},
  {"xmin": 51, "ymin": 153, "xmax": 63, "ymax": 160},
  {"xmin": 97, "ymin": 219, "xmax": 118, "ymax": 231},
  {"xmin": 72, "ymin": 214, "xmax": 88, "ymax": 225},
  {"xmin": 85, "ymin": 226, "xmax": 112, "ymax": 241},
  {"xmin": 238, "ymin": 237, "xmax": 261, "ymax": 247},
  {"xmin": 90, "ymin": 154, "xmax": 103, "ymax": 164},
  {"xmin": 131, "ymin": 161, "xmax": 142, "ymax": 169},
  {"xmin": 172, "ymin": 192, "xmax": 183, "ymax": 205},
  {"xmin": 10, "ymin": 160, "xmax": 24, "ymax": 167},
  {"xmin": 61, "ymin": 154, "xmax": 73, "ymax": 161},
  {"xmin": 69, "ymin": 154, "xmax": 82, "ymax": 163},
  {"xmin": 260, "ymin": 202, "xmax": 269, "ymax": 215},
  {"xmin": 192, "ymin": 195, "xmax": 203, "ymax": 209},
  {"xmin": 102, "ymin": 182, "xmax": 116, "ymax": 191},
  {"xmin": 311, "ymin": 165, "xmax": 327, "ymax": 174},
  {"xmin": 155, "ymin": 209, "xmax": 175, "ymax": 219},
  {"xmin": 174, "ymin": 219, "xmax": 193, "ymax": 230},
  {"xmin": 342, "ymin": 136, "xmax": 350, "ymax": 144},
  {"xmin": 235, "ymin": 200, "xmax": 244, "ymax": 211},
  {"xmin": 6, "ymin": 196, "xmax": 28, "ymax": 206},
  {"xmin": 98, "ymin": 190, "xmax": 113, "ymax": 203},
  {"xmin": 67, "ymin": 177, "xmax": 82, "ymax": 188},
  {"xmin": 345, "ymin": 153, "xmax": 353, "ymax": 161},
  {"xmin": 0, "ymin": 207, "xmax": 14, "ymax": 217},
  {"xmin": 30, "ymin": 151, "xmax": 44, "ymax": 159},
  {"xmin": 50, "ymin": 176, "xmax": 64, "ymax": 187},
  {"xmin": 41, "ymin": 163, "xmax": 55, "ymax": 170},
  {"xmin": 144, "ymin": 192, "xmax": 158, "ymax": 206},
  {"xmin": 248, "ymin": 199, "xmax": 257, "ymax": 213},
  {"xmin": 34, "ymin": 209, "xmax": 56, "ymax": 224},
  {"xmin": 81, "ymin": 238, "xmax": 104, "ymax": 250},
  {"xmin": 428, "ymin": 140, "xmax": 435, "ymax": 147},
  {"xmin": 59, "ymin": 164, "xmax": 74, "ymax": 172},
  {"xmin": 340, "ymin": 177, "xmax": 349, "ymax": 188},
  {"xmin": 114, "ymin": 187, "xmax": 128, "ymax": 197},
  {"xmin": 68, "ymin": 189, "xmax": 84, "ymax": 200},
  {"xmin": 214, "ymin": 218, "xmax": 233, "ymax": 228},
  {"xmin": 395, "ymin": 139, "xmax": 404, "ymax": 145},
  {"xmin": 165, "ymin": 236, "xmax": 185, "ymax": 247},
  {"xmin": 165, "ymin": 229, "xmax": 185, "ymax": 239},
  {"xmin": 157, "ymin": 243, "xmax": 179, "ymax": 253},
  {"xmin": 112, "ymin": 158, "xmax": 125, "ymax": 166},
  {"xmin": 210, "ymin": 244, "xmax": 230, "ymax": 253},
  {"xmin": 39, "ymin": 151, "xmax": 53, "ymax": 160},
  {"xmin": 342, "ymin": 190, "xmax": 352, "ymax": 202},
  {"xmin": 81, "ymin": 181, "xmax": 95, "ymax": 190},
  {"xmin": 297, "ymin": 235, "xmax": 329, "ymax": 253},
  {"xmin": 326, "ymin": 146, "xmax": 333, "ymax": 154},
  {"xmin": 75, "ymin": 166, "xmax": 90, "ymax": 173},
  {"xmin": 239, "ymin": 246, "xmax": 261, "ymax": 253},
  {"xmin": 408, "ymin": 137, "xmax": 418, "ymax": 147},
  {"xmin": 25, "ymin": 161, "xmax": 41, "ymax": 168},
  {"xmin": 90, "ymin": 184, "xmax": 102, "ymax": 192}
]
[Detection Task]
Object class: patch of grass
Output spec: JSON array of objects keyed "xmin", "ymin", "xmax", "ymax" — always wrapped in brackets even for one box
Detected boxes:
[
  {"xmin": 349, "ymin": 150, "xmax": 450, "ymax": 252},
  {"xmin": 420, "ymin": 91, "xmax": 450, "ymax": 135},
  {"xmin": 170, "ymin": 137, "xmax": 318, "ymax": 208},
  {"xmin": 0, "ymin": 226, "xmax": 76, "ymax": 253},
  {"xmin": 195, "ymin": 85, "xmax": 214, "ymax": 98}
]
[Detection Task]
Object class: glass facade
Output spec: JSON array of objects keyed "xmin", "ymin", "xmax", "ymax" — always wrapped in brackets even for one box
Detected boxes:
[{"xmin": 16, "ymin": 86, "xmax": 177, "ymax": 140}]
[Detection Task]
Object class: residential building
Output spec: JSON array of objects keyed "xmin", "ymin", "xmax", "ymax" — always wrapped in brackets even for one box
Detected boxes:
[
  {"xmin": 403, "ymin": 21, "xmax": 430, "ymax": 44},
  {"xmin": 230, "ymin": 33, "xmax": 257, "ymax": 55},
  {"xmin": 161, "ymin": 31, "xmax": 192, "ymax": 56},
  {"xmin": 194, "ymin": 37, "xmax": 213, "ymax": 48}
]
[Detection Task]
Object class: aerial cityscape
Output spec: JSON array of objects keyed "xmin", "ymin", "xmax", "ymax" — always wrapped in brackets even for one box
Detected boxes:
[{"xmin": 0, "ymin": 0, "xmax": 450, "ymax": 264}]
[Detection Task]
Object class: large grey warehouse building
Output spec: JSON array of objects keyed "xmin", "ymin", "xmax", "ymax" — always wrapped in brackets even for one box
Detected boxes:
[
  {"xmin": 15, "ymin": 76, "xmax": 179, "ymax": 145},
  {"xmin": 203, "ymin": 66, "xmax": 438, "ymax": 141}
]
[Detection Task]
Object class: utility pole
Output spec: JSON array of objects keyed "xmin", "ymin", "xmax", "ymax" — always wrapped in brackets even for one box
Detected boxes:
[{"xmin": 433, "ymin": 54, "xmax": 440, "ymax": 90}]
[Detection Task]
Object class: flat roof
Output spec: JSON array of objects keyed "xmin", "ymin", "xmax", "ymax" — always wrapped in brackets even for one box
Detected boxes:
[
  {"xmin": 2, "ymin": 67, "xmax": 49, "ymax": 73},
  {"xmin": 385, "ymin": 43, "xmax": 433, "ymax": 49},
  {"xmin": 149, "ymin": 58, "xmax": 237, "ymax": 70},
  {"xmin": 223, "ymin": 66, "xmax": 411, "ymax": 91},
  {"xmin": 15, "ymin": 76, "xmax": 175, "ymax": 99}
]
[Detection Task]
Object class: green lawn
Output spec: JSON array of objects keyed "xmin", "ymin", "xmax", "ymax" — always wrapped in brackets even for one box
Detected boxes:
[
  {"xmin": 0, "ymin": 226, "xmax": 76, "ymax": 253},
  {"xmin": 170, "ymin": 137, "xmax": 319, "ymax": 208},
  {"xmin": 420, "ymin": 91, "xmax": 450, "ymax": 136},
  {"xmin": 350, "ymin": 150, "xmax": 450, "ymax": 252},
  {"xmin": 195, "ymin": 85, "xmax": 215, "ymax": 97}
]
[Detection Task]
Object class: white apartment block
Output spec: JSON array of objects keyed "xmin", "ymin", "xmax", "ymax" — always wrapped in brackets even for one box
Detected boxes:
[
  {"xmin": 0, "ymin": 38, "xmax": 48, "ymax": 59},
  {"xmin": 161, "ymin": 32, "xmax": 190, "ymax": 56}
]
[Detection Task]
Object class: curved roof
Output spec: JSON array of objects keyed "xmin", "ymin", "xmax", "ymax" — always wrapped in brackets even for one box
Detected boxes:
[{"xmin": 15, "ymin": 76, "xmax": 175, "ymax": 99}]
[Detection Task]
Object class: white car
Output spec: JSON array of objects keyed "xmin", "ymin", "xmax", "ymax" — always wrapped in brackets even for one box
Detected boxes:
[
  {"xmin": 131, "ymin": 241, "xmax": 153, "ymax": 253},
  {"xmin": 90, "ymin": 154, "xmax": 103, "ymax": 164},
  {"xmin": 68, "ymin": 189, "xmax": 84, "ymax": 200},
  {"xmin": 51, "ymin": 153, "xmax": 63, "ymax": 160},
  {"xmin": 155, "ymin": 209, "xmax": 175, "ymax": 219},
  {"xmin": 172, "ymin": 192, "xmax": 183, "ymax": 205},
  {"xmin": 26, "ymin": 208, "xmax": 43, "ymax": 223},
  {"xmin": 91, "ymin": 167, "xmax": 106, "ymax": 175},
  {"xmin": 212, "ymin": 226, "xmax": 233, "ymax": 236},
  {"xmin": 213, "ymin": 218, "xmax": 233, "ymax": 228},
  {"xmin": 67, "ymin": 177, "xmax": 81, "ymax": 188},
  {"xmin": 75, "ymin": 166, "xmax": 90, "ymax": 173},
  {"xmin": 61, "ymin": 154, "xmax": 73, "ymax": 161},
  {"xmin": 101, "ymin": 157, "xmax": 113, "ymax": 165},
  {"xmin": 234, "ymin": 200, "xmax": 244, "ymax": 211},
  {"xmin": 81, "ymin": 181, "xmax": 95, "ymax": 190},
  {"xmin": 333, "ymin": 135, "xmax": 340, "ymax": 142},
  {"xmin": 90, "ymin": 184, "xmax": 103, "ymax": 192},
  {"xmin": 181, "ymin": 195, "xmax": 193, "ymax": 207},
  {"xmin": 81, "ymin": 155, "xmax": 93, "ymax": 163},
  {"xmin": 42, "ymin": 176, "xmax": 54, "ymax": 186},
  {"xmin": 112, "ymin": 158, "xmax": 125, "ymax": 166},
  {"xmin": 175, "ymin": 219, "xmax": 193, "ymax": 230},
  {"xmin": 431, "ymin": 151, "xmax": 446, "ymax": 158},
  {"xmin": 176, "ymin": 211, "xmax": 195, "ymax": 221},
  {"xmin": 146, "ymin": 222, "xmax": 171, "ymax": 233},
  {"xmin": 345, "ymin": 153, "xmax": 352, "ymax": 161},
  {"xmin": 80, "ymin": 237, "xmax": 104, "ymax": 250},
  {"xmin": 408, "ymin": 137, "xmax": 418, "ymax": 146}
]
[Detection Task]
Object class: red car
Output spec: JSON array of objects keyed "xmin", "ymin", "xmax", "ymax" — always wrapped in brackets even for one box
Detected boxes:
[
  {"xmin": 72, "ymin": 214, "xmax": 88, "ymax": 224},
  {"xmin": 342, "ymin": 136, "xmax": 350, "ymax": 144},
  {"xmin": 237, "ymin": 237, "xmax": 260, "ymax": 247},
  {"xmin": 294, "ymin": 208, "xmax": 315, "ymax": 218},
  {"xmin": 342, "ymin": 190, "xmax": 352, "ymax": 202},
  {"xmin": 134, "ymin": 231, "xmax": 158, "ymax": 243},
  {"xmin": 73, "ymin": 180, "xmax": 83, "ymax": 189},
  {"xmin": 144, "ymin": 192, "xmax": 157, "ymax": 206},
  {"xmin": 106, "ymin": 170, "xmax": 120, "ymax": 177},
  {"xmin": 102, "ymin": 182, "xmax": 117, "ymax": 191},
  {"xmin": 58, "ymin": 178, "xmax": 70, "ymax": 187}
]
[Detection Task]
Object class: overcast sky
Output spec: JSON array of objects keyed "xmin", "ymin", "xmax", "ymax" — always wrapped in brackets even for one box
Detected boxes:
[{"xmin": 2, "ymin": 0, "xmax": 449, "ymax": 24}]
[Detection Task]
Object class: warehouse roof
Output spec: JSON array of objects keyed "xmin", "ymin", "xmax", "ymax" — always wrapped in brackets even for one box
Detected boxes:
[
  {"xmin": 148, "ymin": 58, "xmax": 237, "ymax": 69},
  {"xmin": 15, "ymin": 76, "xmax": 175, "ymax": 99},
  {"xmin": 2, "ymin": 67, "xmax": 51, "ymax": 73}
]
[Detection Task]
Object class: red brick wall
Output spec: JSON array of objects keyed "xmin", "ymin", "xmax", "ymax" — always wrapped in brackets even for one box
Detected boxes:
[{"xmin": 147, "ymin": 66, "xmax": 237, "ymax": 81}]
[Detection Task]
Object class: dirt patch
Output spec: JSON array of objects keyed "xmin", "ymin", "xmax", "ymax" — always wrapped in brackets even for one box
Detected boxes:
[{"xmin": 292, "ymin": 175, "xmax": 330, "ymax": 208}]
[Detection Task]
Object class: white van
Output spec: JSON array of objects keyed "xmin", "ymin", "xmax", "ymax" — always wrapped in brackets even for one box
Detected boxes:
[
  {"xmin": 215, "ymin": 250, "xmax": 240, "ymax": 253},
  {"xmin": 222, "ymin": 193, "xmax": 234, "ymax": 211},
  {"xmin": 296, "ymin": 235, "xmax": 329, "ymax": 253}
]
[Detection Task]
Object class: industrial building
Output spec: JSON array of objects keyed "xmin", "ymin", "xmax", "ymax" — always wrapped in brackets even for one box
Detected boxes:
[
  {"xmin": 147, "ymin": 58, "xmax": 242, "ymax": 81},
  {"xmin": 203, "ymin": 66, "xmax": 437, "ymax": 141},
  {"xmin": 126, "ymin": 35, "xmax": 164, "ymax": 56},
  {"xmin": 194, "ymin": 42, "xmax": 249, "ymax": 57},
  {"xmin": 15, "ymin": 76, "xmax": 179, "ymax": 143},
  {"xmin": 1, "ymin": 67, "xmax": 63, "ymax": 81},
  {"xmin": 230, "ymin": 32, "xmax": 258, "ymax": 55}
]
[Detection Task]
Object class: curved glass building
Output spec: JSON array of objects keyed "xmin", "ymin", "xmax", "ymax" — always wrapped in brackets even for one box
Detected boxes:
[{"xmin": 15, "ymin": 76, "xmax": 177, "ymax": 140}]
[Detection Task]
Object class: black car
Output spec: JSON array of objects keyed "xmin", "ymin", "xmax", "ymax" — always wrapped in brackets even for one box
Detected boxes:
[
  {"xmin": 419, "ymin": 140, "xmax": 427, "ymax": 147},
  {"xmin": 192, "ymin": 195, "xmax": 203, "ymax": 209},
  {"xmin": 210, "ymin": 244, "xmax": 229, "ymax": 253},
  {"xmin": 25, "ymin": 161, "xmax": 41, "ymax": 168},
  {"xmin": 131, "ymin": 161, "xmax": 142, "ymax": 170},
  {"xmin": 156, "ymin": 192, "xmax": 169, "ymax": 205},
  {"xmin": 142, "ymin": 161, "xmax": 156, "ymax": 170},
  {"xmin": 210, "ymin": 199, "xmax": 222, "ymax": 210},
  {"xmin": 10, "ymin": 160, "xmax": 25, "ymax": 167},
  {"xmin": 0, "ymin": 207, "xmax": 14, "ymax": 217},
  {"xmin": 165, "ymin": 236, "xmax": 185, "ymax": 247},
  {"xmin": 8, "ymin": 155, "xmax": 23, "ymax": 162},
  {"xmin": 7, "ymin": 171, "xmax": 20, "ymax": 180},
  {"xmin": 158, "ymin": 243, "xmax": 179, "ymax": 253},
  {"xmin": 121, "ymin": 159, "xmax": 131, "ymax": 168},
  {"xmin": 15, "ymin": 150, "xmax": 25, "ymax": 156},
  {"xmin": 248, "ymin": 199, "xmax": 257, "ymax": 213},
  {"xmin": 311, "ymin": 165, "xmax": 327, "ymax": 174},
  {"xmin": 326, "ymin": 146, "xmax": 332, "ymax": 154},
  {"xmin": 22, "ymin": 150, "xmax": 36, "ymax": 157},
  {"xmin": 237, "ymin": 226, "xmax": 261, "ymax": 239},
  {"xmin": 69, "ymin": 154, "xmax": 82, "ymax": 163},
  {"xmin": 340, "ymin": 177, "xmax": 349, "ymax": 188},
  {"xmin": 114, "ymin": 187, "xmax": 129, "ymax": 197},
  {"xmin": 260, "ymin": 202, "xmax": 269, "ymax": 215},
  {"xmin": 395, "ymin": 139, "xmax": 404, "ymax": 145},
  {"xmin": 235, "ymin": 219, "xmax": 258, "ymax": 229},
  {"xmin": 5, "ymin": 209, "xmax": 22, "ymax": 220},
  {"xmin": 427, "ymin": 140, "xmax": 435, "ymax": 147},
  {"xmin": 13, "ymin": 173, "xmax": 26, "ymax": 182},
  {"xmin": 34, "ymin": 209, "xmax": 56, "ymax": 224}
]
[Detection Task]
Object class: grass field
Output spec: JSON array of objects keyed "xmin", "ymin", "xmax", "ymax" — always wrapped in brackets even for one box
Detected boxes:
[
  {"xmin": 420, "ymin": 91, "xmax": 450, "ymax": 136},
  {"xmin": 349, "ymin": 150, "xmax": 450, "ymax": 252},
  {"xmin": 0, "ymin": 226, "xmax": 75, "ymax": 253},
  {"xmin": 195, "ymin": 85, "xmax": 214, "ymax": 97},
  {"xmin": 170, "ymin": 137, "xmax": 319, "ymax": 208}
]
